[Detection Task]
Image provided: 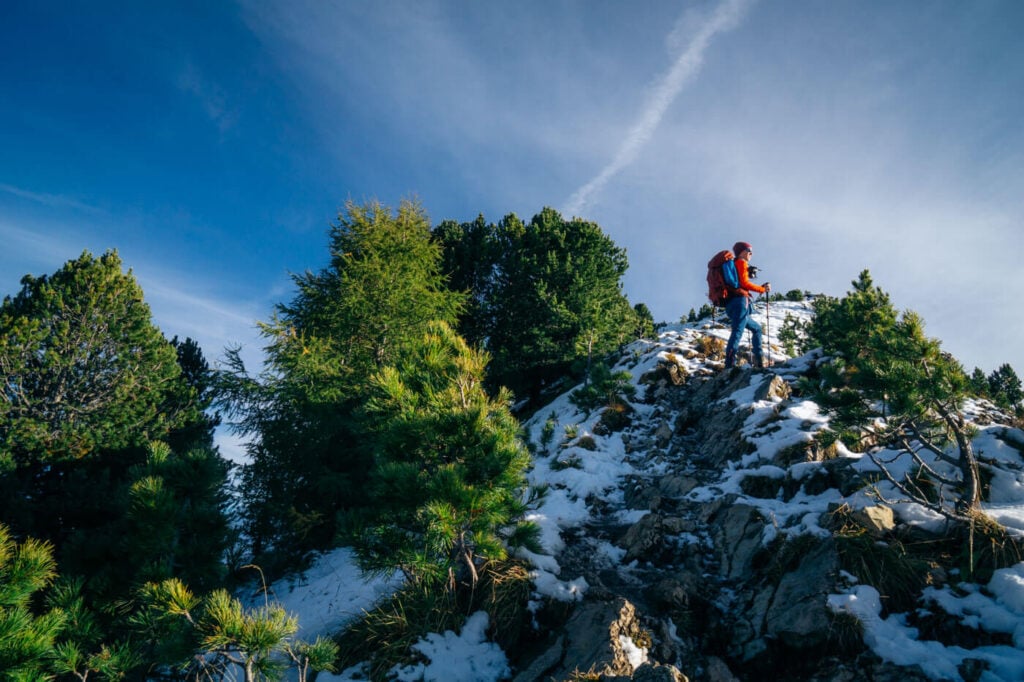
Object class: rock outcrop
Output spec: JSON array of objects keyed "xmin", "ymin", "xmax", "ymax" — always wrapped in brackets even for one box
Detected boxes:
[{"xmin": 514, "ymin": 355, "xmax": 938, "ymax": 681}]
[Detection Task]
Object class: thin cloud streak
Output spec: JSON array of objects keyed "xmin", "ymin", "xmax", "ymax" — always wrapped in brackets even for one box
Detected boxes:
[
  {"xmin": 563, "ymin": 0, "xmax": 752, "ymax": 217},
  {"xmin": 0, "ymin": 183, "xmax": 106, "ymax": 215}
]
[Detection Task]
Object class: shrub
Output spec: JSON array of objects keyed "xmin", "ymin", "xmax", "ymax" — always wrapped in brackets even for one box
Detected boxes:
[
  {"xmin": 570, "ymin": 361, "xmax": 636, "ymax": 414},
  {"xmin": 696, "ymin": 335, "xmax": 726, "ymax": 359},
  {"xmin": 784, "ymin": 289, "xmax": 805, "ymax": 302}
]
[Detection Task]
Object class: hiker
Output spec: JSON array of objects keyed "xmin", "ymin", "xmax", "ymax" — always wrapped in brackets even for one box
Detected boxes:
[{"xmin": 724, "ymin": 241, "xmax": 770, "ymax": 368}]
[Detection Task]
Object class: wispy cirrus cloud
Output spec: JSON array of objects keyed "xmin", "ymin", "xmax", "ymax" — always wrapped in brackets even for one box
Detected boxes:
[
  {"xmin": 176, "ymin": 63, "xmax": 239, "ymax": 134},
  {"xmin": 563, "ymin": 0, "xmax": 753, "ymax": 217},
  {"xmin": 0, "ymin": 182, "xmax": 106, "ymax": 215}
]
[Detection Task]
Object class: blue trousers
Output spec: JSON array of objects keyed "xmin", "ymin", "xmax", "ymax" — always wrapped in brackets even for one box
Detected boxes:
[{"xmin": 725, "ymin": 296, "xmax": 762, "ymax": 365}]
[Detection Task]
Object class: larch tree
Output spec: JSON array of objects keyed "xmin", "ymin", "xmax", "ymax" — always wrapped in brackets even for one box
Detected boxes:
[{"xmin": 221, "ymin": 199, "xmax": 464, "ymax": 566}]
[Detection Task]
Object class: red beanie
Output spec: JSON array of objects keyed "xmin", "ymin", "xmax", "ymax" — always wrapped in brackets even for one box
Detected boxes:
[{"xmin": 733, "ymin": 241, "xmax": 752, "ymax": 255}]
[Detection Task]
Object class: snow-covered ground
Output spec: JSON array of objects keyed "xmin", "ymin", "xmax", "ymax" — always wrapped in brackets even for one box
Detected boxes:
[{"xmin": 258, "ymin": 299, "xmax": 1024, "ymax": 681}]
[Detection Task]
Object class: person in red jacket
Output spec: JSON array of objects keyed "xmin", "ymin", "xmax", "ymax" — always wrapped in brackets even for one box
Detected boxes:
[{"xmin": 725, "ymin": 241, "xmax": 771, "ymax": 368}]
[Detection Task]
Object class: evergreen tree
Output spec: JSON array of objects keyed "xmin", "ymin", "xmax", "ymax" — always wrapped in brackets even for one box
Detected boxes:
[
  {"xmin": 356, "ymin": 321, "xmax": 537, "ymax": 587},
  {"xmin": 434, "ymin": 208, "xmax": 636, "ymax": 403},
  {"xmin": 221, "ymin": 199, "xmax": 464, "ymax": 566},
  {"xmin": 113, "ymin": 441, "xmax": 231, "ymax": 591},
  {"xmin": 987, "ymin": 363, "xmax": 1023, "ymax": 409},
  {"xmin": 46, "ymin": 578, "xmax": 140, "ymax": 680},
  {"xmin": 0, "ymin": 250, "xmax": 191, "ymax": 470},
  {"xmin": 0, "ymin": 251, "xmax": 229, "ymax": 623},
  {"xmin": 133, "ymin": 578, "xmax": 337, "ymax": 682},
  {"xmin": 0, "ymin": 526, "xmax": 139, "ymax": 681},
  {"xmin": 0, "ymin": 524, "xmax": 64, "ymax": 678},
  {"xmin": 432, "ymin": 215, "xmax": 497, "ymax": 348},
  {"xmin": 969, "ymin": 367, "xmax": 989, "ymax": 397},
  {"xmin": 809, "ymin": 271, "xmax": 981, "ymax": 518},
  {"xmin": 632, "ymin": 303, "xmax": 655, "ymax": 340},
  {"xmin": 167, "ymin": 336, "xmax": 222, "ymax": 452}
]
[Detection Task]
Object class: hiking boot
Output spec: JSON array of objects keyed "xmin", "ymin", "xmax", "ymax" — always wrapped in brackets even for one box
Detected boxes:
[{"xmin": 724, "ymin": 349, "xmax": 736, "ymax": 368}]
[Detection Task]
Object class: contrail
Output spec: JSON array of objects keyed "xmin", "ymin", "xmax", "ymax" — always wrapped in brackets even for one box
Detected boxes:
[{"xmin": 564, "ymin": 0, "xmax": 753, "ymax": 217}]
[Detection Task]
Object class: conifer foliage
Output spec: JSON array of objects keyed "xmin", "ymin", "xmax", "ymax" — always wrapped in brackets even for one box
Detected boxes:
[
  {"xmin": 133, "ymin": 578, "xmax": 337, "ymax": 682},
  {"xmin": 0, "ymin": 524, "xmax": 63, "ymax": 678},
  {"xmin": 0, "ymin": 250, "xmax": 190, "ymax": 466},
  {"xmin": 809, "ymin": 271, "xmax": 981, "ymax": 518},
  {"xmin": 434, "ymin": 208, "xmax": 639, "ymax": 403},
  {"xmin": 357, "ymin": 321, "xmax": 537, "ymax": 587},
  {"xmin": 222, "ymin": 199, "xmax": 465, "ymax": 564},
  {"xmin": 0, "ymin": 251, "xmax": 228, "ymax": 598}
]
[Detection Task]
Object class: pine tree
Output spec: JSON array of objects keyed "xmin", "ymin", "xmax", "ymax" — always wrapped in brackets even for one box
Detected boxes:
[
  {"xmin": 0, "ymin": 524, "xmax": 65, "ymax": 679},
  {"xmin": 0, "ymin": 250, "xmax": 191, "ymax": 467},
  {"xmin": 167, "ymin": 336, "xmax": 222, "ymax": 452},
  {"xmin": 133, "ymin": 578, "xmax": 337, "ymax": 682},
  {"xmin": 432, "ymin": 215, "xmax": 497, "ymax": 349},
  {"xmin": 633, "ymin": 303, "xmax": 656, "ymax": 340},
  {"xmin": 0, "ymin": 251, "xmax": 227, "ymax": 605},
  {"xmin": 46, "ymin": 578, "xmax": 140, "ymax": 680},
  {"xmin": 356, "ymin": 321, "xmax": 537, "ymax": 588},
  {"xmin": 969, "ymin": 367, "xmax": 989, "ymax": 397},
  {"xmin": 987, "ymin": 363, "xmax": 1023, "ymax": 409},
  {"xmin": 809, "ymin": 271, "xmax": 980, "ymax": 518},
  {"xmin": 114, "ymin": 441, "xmax": 231, "ymax": 591},
  {"xmin": 221, "ymin": 199, "xmax": 464, "ymax": 566},
  {"xmin": 440, "ymin": 208, "xmax": 634, "ymax": 403}
]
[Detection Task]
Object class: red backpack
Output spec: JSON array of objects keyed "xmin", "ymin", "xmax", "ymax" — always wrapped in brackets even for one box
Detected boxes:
[{"xmin": 706, "ymin": 250, "xmax": 734, "ymax": 306}]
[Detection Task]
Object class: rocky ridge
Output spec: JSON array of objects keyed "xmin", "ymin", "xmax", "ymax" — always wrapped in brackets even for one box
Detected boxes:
[{"xmin": 512, "ymin": 300, "xmax": 1024, "ymax": 682}]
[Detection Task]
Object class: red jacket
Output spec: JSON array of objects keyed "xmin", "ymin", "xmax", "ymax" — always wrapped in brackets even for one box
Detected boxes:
[{"xmin": 736, "ymin": 259, "xmax": 766, "ymax": 297}]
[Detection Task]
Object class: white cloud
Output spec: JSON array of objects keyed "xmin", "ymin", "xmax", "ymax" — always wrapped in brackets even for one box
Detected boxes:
[
  {"xmin": 0, "ymin": 183, "xmax": 106, "ymax": 215},
  {"xmin": 0, "ymin": 218, "xmax": 267, "ymax": 372}
]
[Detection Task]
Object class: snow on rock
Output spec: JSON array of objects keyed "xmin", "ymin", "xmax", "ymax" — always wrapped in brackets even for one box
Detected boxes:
[
  {"xmin": 387, "ymin": 612, "xmax": 511, "ymax": 682},
  {"xmin": 265, "ymin": 298, "xmax": 1024, "ymax": 680}
]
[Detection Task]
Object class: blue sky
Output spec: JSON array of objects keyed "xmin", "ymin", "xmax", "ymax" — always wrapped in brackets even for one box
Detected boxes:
[{"xmin": 3, "ymin": 0, "xmax": 1024, "ymax": 382}]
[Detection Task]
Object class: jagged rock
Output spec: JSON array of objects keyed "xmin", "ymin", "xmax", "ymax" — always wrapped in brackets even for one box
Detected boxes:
[
  {"xmin": 662, "ymin": 516, "xmax": 694, "ymax": 534},
  {"xmin": 630, "ymin": 662, "xmax": 688, "ymax": 681},
  {"xmin": 618, "ymin": 513, "xmax": 665, "ymax": 564},
  {"xmin": 851, "ymin": 505, "xmax": 896, "ymax": 537},
  {"xmin": 664, "ymin": 362, "xmax": 688, "ymax": 386},
  {"xmin": 794, "ymin": 652, "xmax": 935, "ymax": 681},
  {"xmin": 512, "ymin": 635, "xmax": 565, "ymax": 682},
  {"xmin": 639, "ymin": 359, "xmax": 689, "ymax": 389},
  {"xmin": 511, "ymin": 320, "xmax": 1009, "ymax": 682},
  {"xmin": 549, "ymin": 598, "xmax": 648, "ymax": 681},
  {"xmin": 644, "ymin": 576, "xmax": 697, "ymax": 612},
  {"xmin": 764, "ymin": 539, "xmax": 840, "ymax": 648},
  {"xmin": 753, "ymin": 374, "xmax": 791, "ymax": 402},
  {"xmin": 624, "ymin": 477, "xmax": 662, "ymax": 511},
  {"xmin": 672, "ymin": 371, "xmax": 758, "ymax": 468},
  {"xmin": 655, "ymin": 421, "xmax": 674, "ymax": 448},
  {"xmin": 711, "ymin": 504, "xmax": 766, "ymax": 580},
  {"xmin": 704, "ymin": 656, "xmax": 741, "ymax": 682},
  {"xmin": 658, "ymin": 474, "xmax": 699, "ymax": 497},
  {"xmin": 958, "ymin": 657, "xmax": 989, "ymax": 682}
]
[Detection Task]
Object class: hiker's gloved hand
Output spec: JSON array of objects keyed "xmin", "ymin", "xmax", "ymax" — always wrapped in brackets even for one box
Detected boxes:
[{"xmin": 763, "ymin": 282, "xmax": 771, "ymax": 292}]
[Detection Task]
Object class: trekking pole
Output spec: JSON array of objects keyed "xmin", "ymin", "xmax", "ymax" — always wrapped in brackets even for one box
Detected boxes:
[{"xmin": 764, "ymin": 294, "xmax": 771, "ymax": 367}]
